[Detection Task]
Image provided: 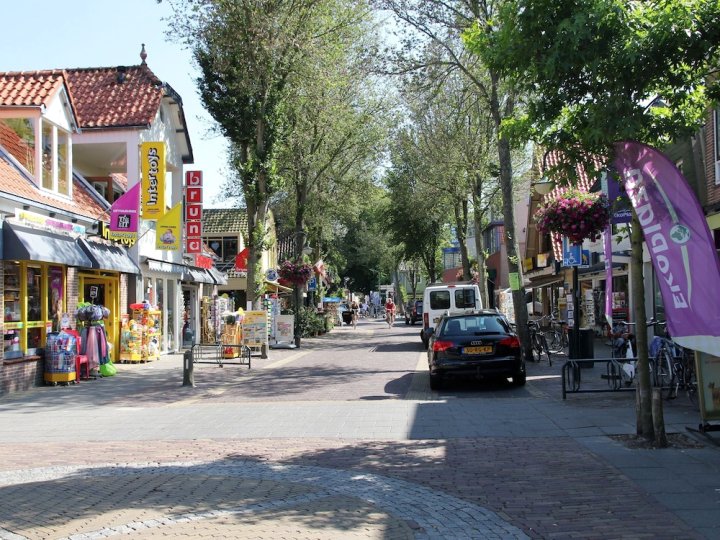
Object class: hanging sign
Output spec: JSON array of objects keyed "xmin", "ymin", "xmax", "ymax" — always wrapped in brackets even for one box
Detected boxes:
[
  {"xmin": 156, "ymin": 203, "xmax": 182, "ymax": 250},
  {"xmin": 108, "ymin": 182, "xmax": 140, "ymax": 242},
  {"xmin": 184, "ymin": 170, "xmax": 203, "ymax": 256},
  {"xmin": 140, "ymin": 142, "xmax": 166, "ymax": 220}
]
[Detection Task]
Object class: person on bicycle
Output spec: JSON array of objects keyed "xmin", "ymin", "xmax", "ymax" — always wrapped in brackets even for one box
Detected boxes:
[
  {"xmin": 350, "ymin": 300, "xmax": 360, "ymax": 328},
  {"xmin": 385, "ymin": 296, "xmax": 396, "ymax": 328}
]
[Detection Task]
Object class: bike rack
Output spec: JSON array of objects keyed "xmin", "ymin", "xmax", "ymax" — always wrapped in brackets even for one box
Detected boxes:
[
  {"xmin": 191, "ymin": 343, "xmax": 251, "ymax": 369},
  {"xmin": 562, "ymin": 357, "xmax": 636, "ymax": 399}
]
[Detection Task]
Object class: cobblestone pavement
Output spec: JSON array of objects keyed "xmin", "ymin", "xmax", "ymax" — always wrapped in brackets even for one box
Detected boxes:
[{"xmin": 0, "ymin": 319, "xmax": 718, "ymax": 539}]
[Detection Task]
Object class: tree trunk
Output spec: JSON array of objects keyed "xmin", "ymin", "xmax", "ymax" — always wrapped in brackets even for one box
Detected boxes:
[
  {"xmin": 630, "ymin": 210, "xmax": 657, "ymax": 441},
  {"xmin": 453, "ymin": 200, "xmax": 471, "ymax": 281},
  {"xmin": 472, "ymin": 187, "xmax": 489, "ymax": 306},
  {"xmin": 490, "ymin": 77, "xmax": 531, "ymax": 359}
]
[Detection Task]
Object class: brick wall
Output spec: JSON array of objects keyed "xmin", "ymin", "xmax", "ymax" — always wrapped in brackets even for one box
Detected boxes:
[{"xmin": 1, "ymin": 359, "xmax": 42, "ymax": 394}]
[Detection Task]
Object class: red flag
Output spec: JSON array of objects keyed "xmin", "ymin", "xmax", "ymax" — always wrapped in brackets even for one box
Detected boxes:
[{"xmin": 234, "ymin": 248, "xmax": 249, "ymax": 271}]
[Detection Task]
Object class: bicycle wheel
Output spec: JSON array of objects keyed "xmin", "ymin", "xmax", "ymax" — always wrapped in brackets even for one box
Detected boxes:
[
  {"xmin": 540, "ymin": 333, "xmax": 552, "ymax": 366},
  {"xmin": 531, "ymin": 333, "xmax": 544, "ymax": 362},
  {"xmin": 546, "ymin": 329, "xmax": 563, "ymax": 354},
  {"xmin": 654, "ymin": 348, "xmax": 674, "ymax": 398}
]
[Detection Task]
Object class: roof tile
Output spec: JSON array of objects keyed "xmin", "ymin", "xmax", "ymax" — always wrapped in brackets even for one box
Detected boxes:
[
  {"xmin": 65, "ymin": 65, "xmax": 163, "ymax": 128},
  {"xmin": 0, "ymin": 70, "xmax": 66, "ymax": 108},
  {"xmin": 202, "ymin": 208, "xmax": 248, "ymax": 239}
]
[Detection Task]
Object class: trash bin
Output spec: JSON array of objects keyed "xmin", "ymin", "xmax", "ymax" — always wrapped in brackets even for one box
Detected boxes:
[
  {"xmin": 569, "ymin": 328, "xmax": 594, "ymax": 364},
  {"xmin": 342, "ymin": 310, "xmax": 353, "ymax": 325}
]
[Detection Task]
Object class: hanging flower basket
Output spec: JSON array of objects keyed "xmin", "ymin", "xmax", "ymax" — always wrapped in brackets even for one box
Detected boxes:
[
  {"xmin": 535, "ymin": 189, "xmax": 611, "ymax": 245},
  {"xmin": 278, "ymin": 260, "xmax": 313, "ymax": 285}
]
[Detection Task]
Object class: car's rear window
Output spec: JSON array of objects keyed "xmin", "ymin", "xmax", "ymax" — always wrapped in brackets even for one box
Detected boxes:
[
  {"xmin": 454, "ymin": 288, "xmax": 477, "ymax": 309},
  {"xmin": 429, "ymin": 291, "xmax": 450, "ymax": 310},
  {"xmin": 442, "ymin": 315, "xmax": 510, "ymax": 336}
]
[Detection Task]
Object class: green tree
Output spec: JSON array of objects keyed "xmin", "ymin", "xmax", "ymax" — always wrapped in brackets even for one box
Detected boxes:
[
  {"xmin": 167, "ymin": 0, "xmax": 343, "ymax": 303},
  {"xmin": 468, "ymin": 0, "xmax": 720, "ymax": 443},
  {"xmin": 379, "ymin": 0, "xmax": 534, "ymax": 358}
]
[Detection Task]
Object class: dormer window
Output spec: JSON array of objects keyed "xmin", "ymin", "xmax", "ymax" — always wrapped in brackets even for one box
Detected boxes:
[
  {"xmin": 40, "ymin": 119, "xmax": 72, "ymax": 197},
  {"xmin": 0, "ymin": 116, "xmax": 72, "ymax": 197}
]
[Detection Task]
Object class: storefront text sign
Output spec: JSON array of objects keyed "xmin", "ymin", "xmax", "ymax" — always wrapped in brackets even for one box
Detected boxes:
[
  {"xmin": 185, "ymin": 170, "xmax": 203, "ymax": 254},
  {"xmin": 15, "ymin": 209, "xmax": 86, "ymax": 235},
  {"xmin": 141, "ymin": 142, "xmax": 166, "ymax": 220}
]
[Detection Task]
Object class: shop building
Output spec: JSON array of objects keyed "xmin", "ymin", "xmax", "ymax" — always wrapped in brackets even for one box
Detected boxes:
[{"xmin": 0, "ymin": 70, "xmax": 138, "ymax": 394}]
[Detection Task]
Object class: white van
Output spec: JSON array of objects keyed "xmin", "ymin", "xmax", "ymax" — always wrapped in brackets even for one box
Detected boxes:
[{"xmin": 421, "ymin": 282, "xmax": 483, "ymax": 349}]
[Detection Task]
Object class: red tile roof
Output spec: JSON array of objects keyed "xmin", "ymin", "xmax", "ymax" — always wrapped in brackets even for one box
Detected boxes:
[
  {"xmin": 0, "ymin": 70, "xmax": 68, "ymax": 108},
  {"xmin": 65, "ymin": 65, "xmax": 163, "ymax": 129}
]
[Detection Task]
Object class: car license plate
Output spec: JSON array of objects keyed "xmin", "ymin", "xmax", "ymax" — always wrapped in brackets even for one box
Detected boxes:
[{"xmin": 464, "ymin": 346, "xmax": 493, "ymax": 354}]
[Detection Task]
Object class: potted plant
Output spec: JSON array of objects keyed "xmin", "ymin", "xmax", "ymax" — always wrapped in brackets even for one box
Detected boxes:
[
  {"xmin": 278, "ymin": 259, "xmax": 313, "ymax": 285},
  {"xmin": 535, "ymin": 188, "xmax": 611, "ymax": 244}
]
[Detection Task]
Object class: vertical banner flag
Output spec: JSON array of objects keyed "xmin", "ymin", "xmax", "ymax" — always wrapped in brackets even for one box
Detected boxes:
[
  {"xmin": 185, "ymin": 171, "xmax": 203, "ymax": 254},
  {"xmin": 602, "ymin": 227, "xmax": 613, "ymax": 327},
  {"xmin": 108, "ymin": 182, "xmax": 140, "ymax": 242},
  {"xmin": 156, "ymin": 203, "xmax": 182, "ymax": 250},
  {"xmin": 141, "ymin": 142, "xmax": 166, "ymax": 220},
  {"xmin": 613, "ymin": 141, "xmax": 720, "ymax": 355}
]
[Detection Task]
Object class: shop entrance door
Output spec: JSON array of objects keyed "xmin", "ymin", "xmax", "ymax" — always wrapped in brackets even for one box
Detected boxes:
[{"xmin": 79, "ymin": 276, "xmax": 119, "ymax": 360}]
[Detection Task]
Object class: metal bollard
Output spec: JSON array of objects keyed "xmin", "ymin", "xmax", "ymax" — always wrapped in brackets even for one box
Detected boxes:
[{"xmin": 182, "ymin": 350, "xmax": 195, "ymax": 387}]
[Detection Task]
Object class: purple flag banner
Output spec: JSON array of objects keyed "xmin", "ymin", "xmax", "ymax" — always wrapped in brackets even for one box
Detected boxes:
[
  {"xmin": 614, "ymin": 141, "xmax": 720, "ymax": 355},
  {"xmin": 602, "ymin": 226, "xmax": 613, "ymax": 327},
  {"xmin": 108, "ymin": 182, "xmax": 140, "ymax": 242}
]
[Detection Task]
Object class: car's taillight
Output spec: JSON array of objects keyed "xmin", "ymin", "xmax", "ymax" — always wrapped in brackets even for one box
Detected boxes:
[
  {"xmin": 498, "ymin": 336, "xmax": 520, "ymax": 348},
  {"xmin": 423, "ymin": 313, "xmax": 429, "ymax": 328},
  {"xmin": 432, "ymin": 340, "xmax": 454, "ymax": 352}
]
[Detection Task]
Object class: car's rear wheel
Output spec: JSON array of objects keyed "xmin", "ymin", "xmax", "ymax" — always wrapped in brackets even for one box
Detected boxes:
[{"xmin": 512, "ymin": 370, "xmax": 526, "ymax": 386}]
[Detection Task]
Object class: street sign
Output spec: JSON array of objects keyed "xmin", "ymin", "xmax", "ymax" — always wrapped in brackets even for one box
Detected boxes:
[{"xmin": 562, "ymin": 238, "xmax": 582, "ymax": 267}]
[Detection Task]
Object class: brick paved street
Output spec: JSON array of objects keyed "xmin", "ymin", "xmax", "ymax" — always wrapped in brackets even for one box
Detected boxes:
[{"xmin": 0, "ymin": 319, "xmax": 718, "ymax": 539}]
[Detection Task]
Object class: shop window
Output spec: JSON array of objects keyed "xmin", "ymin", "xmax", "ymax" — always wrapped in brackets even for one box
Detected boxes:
[
  {"xmin": 47, "ymin": 266, "xmax": 64, "ymax": 332},
  {"xmin": 27, "ymin": 266, "xmax": 42, "ymax": 322},
  {"xmin": 41, "ymin": 122, "xmax": 53, "ymax": 190},
  {"xmin": 3, "ymin": 263, "xmax": 22, "ymax": 323}
]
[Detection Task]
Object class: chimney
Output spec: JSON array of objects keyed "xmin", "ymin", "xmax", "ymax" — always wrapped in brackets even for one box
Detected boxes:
[{"xmin": 116, "ymin": 66, "xmax": 127, "ymax": 84}]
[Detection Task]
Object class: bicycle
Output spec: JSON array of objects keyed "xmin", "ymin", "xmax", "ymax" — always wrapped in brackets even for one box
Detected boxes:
[
  {"xmin": 527, "ymin": 319, "xmax": 552, "ymax": 366},
  {"xmin": 608, "ymin": 321, "xmax": 637, "ymax": 389},
  {"xmin": 545, "ymin": 316, "xmax": 569, "ymax": 355},
  {"xmin": 649, "ymin": 320, "xmax": 696, "ymax": 404},
  {"xmin": 386, "ymin": 309, "xmax": 395, "ymax": 327}
]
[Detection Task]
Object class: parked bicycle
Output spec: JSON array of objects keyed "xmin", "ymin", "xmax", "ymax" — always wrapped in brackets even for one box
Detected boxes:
[
  {"xmin": 527, "ymin": 318, "xmax": 552, "ymax": 366},
  {"xmin": 649, "ymin": 320, "xmax": 697, "ymax": 405},
  {"xmin": 544, "ymin": 315, "xmax": 569, "ymax": 355}
]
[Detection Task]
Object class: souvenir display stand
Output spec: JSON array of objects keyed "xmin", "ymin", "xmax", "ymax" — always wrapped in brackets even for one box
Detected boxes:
[
  {"xmin": 128, "ymin": 306, "xmax": 162, "ymax": 362},
  {"xmin": 120, "ymin": 316, "xmax": 142, "ymax": 362},
  {"xmin": 221, "ymin": 323, "xmax": 242, "ymax": 358},
  {"xmin": 44, "ymin": 331, "xmax": 77, "ymax": 385}
]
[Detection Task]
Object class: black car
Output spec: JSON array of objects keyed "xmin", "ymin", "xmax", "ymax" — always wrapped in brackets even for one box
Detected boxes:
[
  {"xmin": 404, "ymin": 300, "xmax": 423, "ymax": 325},
  {"xmin": 427, "ymin": 310, "xmax": 525, "ymax": 389}
]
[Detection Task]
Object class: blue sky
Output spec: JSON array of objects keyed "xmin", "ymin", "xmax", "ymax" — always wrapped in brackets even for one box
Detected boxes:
[{"xmin": 0, "ymin": 0, "xmax": 233, "ymax": 208}]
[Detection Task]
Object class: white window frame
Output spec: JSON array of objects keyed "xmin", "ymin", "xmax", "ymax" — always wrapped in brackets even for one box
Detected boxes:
[{"xmin": 38, "ymin": 118, "xmax": 73, "ymax": 198}]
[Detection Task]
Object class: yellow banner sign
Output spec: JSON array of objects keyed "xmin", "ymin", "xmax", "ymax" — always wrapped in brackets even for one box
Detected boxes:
[
  {"xmin": 156, "ymin": 203, "xmax": 182, "ymax": 250},
  {"xmin": 140, "ymin": 142, "xmax": 166, "ymax": 220}
]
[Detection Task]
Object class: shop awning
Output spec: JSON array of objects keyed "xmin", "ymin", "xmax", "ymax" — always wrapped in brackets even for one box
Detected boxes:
[
  {"xmin": 264, "ymin": 279, "xmax": 293, "ymax": 293},
  {"xmin": 208, "ymin": 267, "xmax": 228, "ymax": 285},
  {"xmin": 78, "ymin": 238, "xmax": 140, "ymax": 274},
  {"xmin": 145, "ymin": 258, "xmax": 186, "ymax": 274},
  {"xmin": 2, "ymin": 222, "xmax": 93, "ymax": 267},
  {"xmin": 181, "ymin": 266, "xmax": 215, "ymax": 284}
]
